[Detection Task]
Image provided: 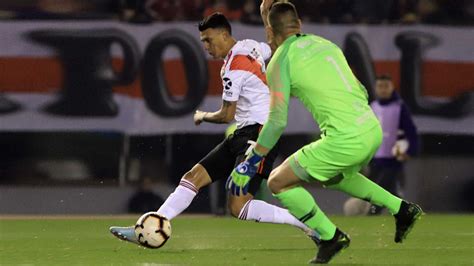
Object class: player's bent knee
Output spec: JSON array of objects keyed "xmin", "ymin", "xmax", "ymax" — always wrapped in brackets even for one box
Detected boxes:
[
  {"xmin": 182, "ymin": 169, "xmax": 197, "ymax": 183},
  {"xmin": 268, "ymin": 161, "xmax": 302, "ymax": 194},
  {"xmin": 267, "ymin": 172, "xmax": 284, "ymax": 194},
  {"xmin": 182, "ymin": 164, "xmax": 211, "ymax": 190}
]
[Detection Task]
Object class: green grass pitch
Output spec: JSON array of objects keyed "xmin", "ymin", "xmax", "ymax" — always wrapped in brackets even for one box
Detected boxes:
[{"xmin": 1, "ymin": 214, "xmax": 473, "ymax": 265}]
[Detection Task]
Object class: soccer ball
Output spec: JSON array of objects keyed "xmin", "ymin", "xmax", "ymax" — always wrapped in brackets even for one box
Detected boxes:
[
  {"xmin": 343, "ymin": 198, "xmax": 371, "ymax": 216},
  {"xmin": 134, "ymin": 212, "xmax": 172, "ymax": 248}
]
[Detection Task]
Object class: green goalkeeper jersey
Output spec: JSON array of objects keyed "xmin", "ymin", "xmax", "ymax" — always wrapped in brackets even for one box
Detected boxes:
[{"xmin": 257, "ymin": 33, "xmax": 379, "ymax": 150}]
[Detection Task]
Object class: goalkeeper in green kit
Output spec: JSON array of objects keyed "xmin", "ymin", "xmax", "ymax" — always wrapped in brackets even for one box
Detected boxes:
[{"xmin": 227, "ymin": 1, "xmax": 423, "ymax": 264}]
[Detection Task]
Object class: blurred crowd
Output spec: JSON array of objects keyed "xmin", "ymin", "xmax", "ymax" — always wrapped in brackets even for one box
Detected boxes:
[{"xmin": 0, "ymin": 0, "xmax": 472, "ymax": 25}]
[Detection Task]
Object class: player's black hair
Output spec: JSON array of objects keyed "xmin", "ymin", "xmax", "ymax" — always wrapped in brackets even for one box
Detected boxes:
[
  {"xmin": 198, "ymin": 12, "xmax": 232, "ymax": 35},
  {"xmin": 268, "ymin": 2, "xmax": 300, "ymax": 35},
  {"xmin": 376, "ymin": 74, "xmax": 392, "ymax": 81}
]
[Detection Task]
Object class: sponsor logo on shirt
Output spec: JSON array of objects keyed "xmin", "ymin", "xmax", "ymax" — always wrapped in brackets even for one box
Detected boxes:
[
  {"xmin": 223, "ymin": 77, "xmax": 232, "ymax": 90},
  {"xmin": 223, "ymin": 77, "xmax": 233, "ymax": 97},
  {"xmin": 250, "ymin": 48, "xmax": 261, "ymax": 60}
]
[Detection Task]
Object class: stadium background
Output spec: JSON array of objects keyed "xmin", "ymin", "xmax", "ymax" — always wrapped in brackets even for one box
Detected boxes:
[{"xmin": 0, "ymin": 0, "xmax": 472, "ymax": 216}]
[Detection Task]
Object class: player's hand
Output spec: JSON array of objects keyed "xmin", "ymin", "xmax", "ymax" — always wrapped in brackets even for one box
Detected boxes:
[
  {"xmin": 395, "ymin": 153, "xmax": 409, "ymax": 161},
  {"xmin": 227, "ymin": 149, "xmax": 263, "ymax": 196},
  {"xmin": 260, "ymin": 0, "xmax": 274, "ymax": 27},
  {"xmin": 260, "ymin": 0, "xmax": 275, "ymax": 14},
  {"xmin": 392, "ymin": 139, "xmax": 409, "ymax": 161},
  {"xmin": 193, "ymin": 110, "xmax": 206, "ymax": 125}
]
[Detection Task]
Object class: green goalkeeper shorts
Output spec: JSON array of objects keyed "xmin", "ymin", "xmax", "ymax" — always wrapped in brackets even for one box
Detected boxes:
[{"xmin": 289, "ymin": 125, "xmax": 383, "ymax": 182}]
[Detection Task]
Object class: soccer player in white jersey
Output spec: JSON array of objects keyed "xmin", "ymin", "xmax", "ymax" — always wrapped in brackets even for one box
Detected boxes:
[{"xmin": 110, "ymin": 12, "xmax": 319, "ymax": 246}]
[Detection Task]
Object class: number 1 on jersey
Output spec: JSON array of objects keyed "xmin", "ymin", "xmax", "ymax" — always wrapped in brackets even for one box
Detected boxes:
[{"xmin": 326, "ymin": 56, "xmax": 352, "ymax": 92}]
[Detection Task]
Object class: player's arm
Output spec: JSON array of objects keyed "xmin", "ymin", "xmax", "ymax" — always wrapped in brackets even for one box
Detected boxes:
[
  {"xmin": 194, "ymin": 64, "xmax": 245, "ymax": 125},
  {"xmin": 227, "ymin": 55, "xmax": 290, "ymax": 195},
  {"xmin": 260, "ymin": 0, "xmax": 273, "ymax": 28},
  {"xmin": 194, "ymin": 100, "xmax": 237, "ymax": 125},
  {"xmin": 259, "ymin": 42, "xmax": 272, "ymax": 61},
  {"xmin": 260, "ymin": 0, "xmax": 277, "ymax": 52},
  {"xmin": 254, "ymin": 58, "xmax": 291, "ymax": 156}
]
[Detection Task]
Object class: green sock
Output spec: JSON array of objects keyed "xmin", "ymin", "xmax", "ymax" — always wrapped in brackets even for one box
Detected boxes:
[
  {"xmin": 327, "ymin": 172, "xmax": 402, "ymax": 214},
  {"xmin": 274, "ymin": 186, "xmax": 336, "ymax": 240}
]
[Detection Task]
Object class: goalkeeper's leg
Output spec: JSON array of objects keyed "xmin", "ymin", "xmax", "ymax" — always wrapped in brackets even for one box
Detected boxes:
[
  {"xmin": 326, "ymin": 171, "xmax": 402, "ymax": 214},
  {"xmin": 327, "ymin": 171, "xmax": 421, "ymax": 243},
  {"xmin": 268, "ymin": 158, "xmax": 350, "ymax": 264}
]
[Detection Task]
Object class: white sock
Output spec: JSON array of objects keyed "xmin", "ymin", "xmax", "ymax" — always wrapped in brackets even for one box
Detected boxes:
[
  {"xmin": 239, "ymin": 199, "xmax": 315, "ymax": 236},
  {"xmin": 156, "ymin": 179, "xmax": 198, "ymax": 220}
]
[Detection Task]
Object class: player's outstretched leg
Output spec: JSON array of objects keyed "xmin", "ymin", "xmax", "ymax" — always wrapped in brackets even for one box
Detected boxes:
[
  {"xmin": 110, "ymin": 164, "xmax": 205, "ymax": 245},
  {"xmin": 109, "ymin": 226, "xmax": 139, "ymax": 245},
  {"xmin": 394, "ymin": 200, "xmax": 423, "ymax": 243},
  {"xmin": 310, "ymin": 228, "xmax": 351, "ymax": 264},
  {"xmin": 230, "ymin": 196, "xmax": 321, "ymax": 244}
]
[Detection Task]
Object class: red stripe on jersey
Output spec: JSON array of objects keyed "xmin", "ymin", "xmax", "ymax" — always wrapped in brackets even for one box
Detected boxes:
[{"xmin": 229, "ymin": 55, "xmax": 267, "ymax": 85}]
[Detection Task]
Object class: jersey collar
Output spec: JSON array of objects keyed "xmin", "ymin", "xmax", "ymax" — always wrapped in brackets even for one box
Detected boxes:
[
  {"xmin": 224, "ymin": 41, "xmax": 239, "ymax": 63},
  {"xmin": 283, "ymin": 33, "xmax": 304, "ymax": 46}
]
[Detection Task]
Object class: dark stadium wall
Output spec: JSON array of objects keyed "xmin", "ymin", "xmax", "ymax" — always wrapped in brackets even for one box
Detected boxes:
[{"xmin": 1, "ymin": 154, "xmax": 472, "ymax": 214}]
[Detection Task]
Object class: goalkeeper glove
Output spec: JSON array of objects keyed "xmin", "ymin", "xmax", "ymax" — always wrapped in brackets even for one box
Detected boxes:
[{"xmin": 226, "ymin": 149, "xmax": 263, "ymax": 196}]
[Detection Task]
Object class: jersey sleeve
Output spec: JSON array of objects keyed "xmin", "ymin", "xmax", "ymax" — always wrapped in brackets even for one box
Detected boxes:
[
  {"xmin": 257, "ymin": 52, "xmax": 291, "ymax": 150},
  {"xmin": 259, "ymin": 42, "xmax": 272, "ymax": 61},
  {"xmin": 222, "ymin": 59, "xmax": 249, "ymax": 102}
]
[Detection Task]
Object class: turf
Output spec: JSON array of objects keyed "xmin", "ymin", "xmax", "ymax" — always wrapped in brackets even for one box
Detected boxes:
[{"xmin": 1, "ymin": 214, "xmax": 473, "ymax": 265}]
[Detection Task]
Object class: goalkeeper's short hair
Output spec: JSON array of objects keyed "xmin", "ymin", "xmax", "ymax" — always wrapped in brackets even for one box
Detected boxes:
[{"xmin": 268, "ymin": 2, "xmax": 300, "ymax": 36}]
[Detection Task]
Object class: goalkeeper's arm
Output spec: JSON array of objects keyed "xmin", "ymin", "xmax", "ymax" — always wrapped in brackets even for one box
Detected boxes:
[
  {"xmin": 254, "ymin": 59, "xmax": 291, "ymax": 156},
  {"xmin": 254, "ymin": 89, "xmax": 289, "ymax": 156},
  {"xmin": 260, "ymin": 0, "xmax": 277, "ymax": 52}
]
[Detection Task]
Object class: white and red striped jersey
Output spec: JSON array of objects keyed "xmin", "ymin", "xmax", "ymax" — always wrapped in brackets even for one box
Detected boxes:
[{"xmin": 221, "ymin": 39, "xmax": 272, "ymax": 129}]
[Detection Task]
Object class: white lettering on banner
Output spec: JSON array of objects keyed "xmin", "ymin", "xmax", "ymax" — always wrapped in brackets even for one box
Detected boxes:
[
  {"xmin": 0, "ymin": 93, "xmax": 317, "ymax": 134},
  {"xmin": 0, "ymin": 22, "xmax": 473, "ymax": 135}
]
